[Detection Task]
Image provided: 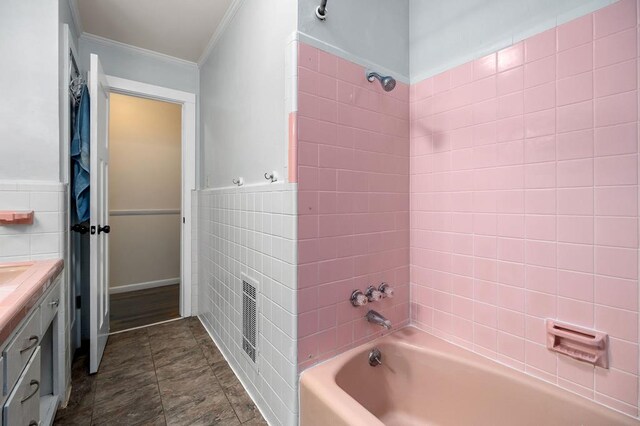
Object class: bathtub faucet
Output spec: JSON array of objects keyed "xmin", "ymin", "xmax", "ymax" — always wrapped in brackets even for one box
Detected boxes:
[{"xmin": 366, "ymin": 310, "xmax": 392, "ymax": 330}]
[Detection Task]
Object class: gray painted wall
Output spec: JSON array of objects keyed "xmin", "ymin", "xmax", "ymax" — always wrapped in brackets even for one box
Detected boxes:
[
  {"xmin": 409, "ymin": 0, "xmax": 617, "ymax": 82},
  {"xmin": 78, "ymin": 33, "xmax": 200, "ymax": 186},
  {"xmin": 59, "ymin": 0, "xmax": 79, "ymax": 42},
  {"xmin": 298, "ymin": 0, "xmax": 410, "ymax": 81},
  {"xmin": 59, "ymin": 0, "xmax": 80, "ymax": 185},
  {"xmin": 200, "ymin": 0, "xmax": 297, "ymax": 189},
  {"xmin": 0, "ymin": 1, "xmax": 61, "ymax": 181},
  {"xmin": 79, "ymin": 36, "xmax": 198, "ymax": 94}
]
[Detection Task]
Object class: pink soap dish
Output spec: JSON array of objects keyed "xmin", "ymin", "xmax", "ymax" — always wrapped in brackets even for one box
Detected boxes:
[
  {"xmin": 546, "ymin": 319, "xmax": 608, "ymax": 368},
  {"xmin": 0, "ymin": 211, "xmax": 34, "ymax": 225}
]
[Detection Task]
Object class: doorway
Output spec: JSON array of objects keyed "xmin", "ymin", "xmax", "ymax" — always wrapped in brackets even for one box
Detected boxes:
[
  {"xmin": 105, "ymin": 76, "xmax": 197, "ymax": 333},
  {"xmin": 67, "ymin": 58, "xmax": 197, "ymax": 372},
  {"xmin": 107, "ymin": 93, "xmax": 182, "ymax": 332}
]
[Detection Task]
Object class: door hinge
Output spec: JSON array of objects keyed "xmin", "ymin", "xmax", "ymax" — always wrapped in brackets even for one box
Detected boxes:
[{"xmin": 76, "ymin": 295, "xmax": 81, "ymax": 309}]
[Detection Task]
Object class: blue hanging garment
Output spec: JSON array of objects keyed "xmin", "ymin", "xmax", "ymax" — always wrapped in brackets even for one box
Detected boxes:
[{"xmin": 71, "ymin": 85, "xmax": 90, "ymax": 223}]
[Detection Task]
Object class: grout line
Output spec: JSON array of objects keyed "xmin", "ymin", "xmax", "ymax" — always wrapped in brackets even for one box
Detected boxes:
[
  {"xmin": 144, "ymin": 327, "xmax": 168, "ymax": 425},
  {"xmin": 203, "ymin": 345, "xmax": 243, "ymax": 424},
  {"xmin": 554, "ymin": 23, "xmax": 561, "ymax": 385},
  {"xmin": 221, "ymin": 380, "xmax": 243, "ymax": 425},
  {"xmin": 591, "ymin": 13, "xmax": 597, "ymax": 394},
  {"xmin": 190, "ymin": 318, "xmax": 255, "ymax": 425},
  {"xmin": 635, "ymin": 0, "xmax": 640, "ymax": 413}
]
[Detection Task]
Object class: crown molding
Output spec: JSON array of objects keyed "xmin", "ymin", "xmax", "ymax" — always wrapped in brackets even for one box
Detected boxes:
[
  {"xmin": 197, "ymin": 0, "xmax": 245, "ymax": 67},
  {"xmin": 80, "ymin": 33, "xmax": 198, "ymax": 68},
  {"xmin": 68, "ymin": 0, "xmax": 84, "ymax": 35}
]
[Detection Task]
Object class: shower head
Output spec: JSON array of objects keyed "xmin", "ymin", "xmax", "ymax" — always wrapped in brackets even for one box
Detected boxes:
[{"xmin": 366, "ymin": 71, "xmax": 396, "ymax": 92}]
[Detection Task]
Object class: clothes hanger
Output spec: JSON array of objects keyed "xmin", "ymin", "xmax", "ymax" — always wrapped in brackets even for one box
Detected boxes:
[{"xmin": 69, "ymin": 74, "xmax": 85, "ymax": 105}]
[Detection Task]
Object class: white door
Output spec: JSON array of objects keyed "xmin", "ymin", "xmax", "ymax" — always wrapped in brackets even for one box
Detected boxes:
[{"xmin": 88, "ymin": 54, "xmax": 110, "ymax": 373}]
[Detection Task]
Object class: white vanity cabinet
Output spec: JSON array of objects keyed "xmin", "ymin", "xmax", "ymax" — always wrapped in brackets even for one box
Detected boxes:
[
  {"xmin": 0, "ymin": 358, "xmax": 4, "ymax": 398},
  {"xmin": 3, "ymin": 309, "xmax": 40, "ymax": 397},
  {"xmin": 1, "ymin": 275, "xmax": 61, "ymax": 426},
  {"xmin": 3, "ymin": 349, "xmax": 40, "ymax": 426}
]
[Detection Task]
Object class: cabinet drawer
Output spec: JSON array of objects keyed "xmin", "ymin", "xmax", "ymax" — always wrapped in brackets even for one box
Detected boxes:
[
  {"xmin": 41, "ymin": 278, "xmax": 61, "ymax": 332},
  {"xmin": 3, "ymin": 309, "xmax": 40, "ymax": 396},
  {"xmin": 0, "ymin": 356, "xmax": 3, "ymax": 414},
  {"xmin": 3, "ymin": 348, "xmax": 40, "ymax": 426}
]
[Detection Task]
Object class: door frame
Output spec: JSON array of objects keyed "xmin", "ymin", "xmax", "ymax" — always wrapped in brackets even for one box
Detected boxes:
[{"xmin": 105, "ymin": 75, "xmax": 196, "ymax": 317}]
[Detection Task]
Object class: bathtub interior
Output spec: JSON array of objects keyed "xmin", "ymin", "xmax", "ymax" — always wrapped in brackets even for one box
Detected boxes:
[{"xmin": 330, "ymin": 328, "xmax": 638, "ymax": 426}]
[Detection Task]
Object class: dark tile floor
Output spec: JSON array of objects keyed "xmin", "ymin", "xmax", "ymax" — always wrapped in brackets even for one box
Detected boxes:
[{"xmin": 53, "ymin": 318, "xmax": 267, "ymax": 426}]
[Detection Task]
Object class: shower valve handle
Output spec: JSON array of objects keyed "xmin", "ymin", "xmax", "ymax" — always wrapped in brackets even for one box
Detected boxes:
[{"xmin": 98, "ymin": 225, "xmax": 111, "ymax": 234}]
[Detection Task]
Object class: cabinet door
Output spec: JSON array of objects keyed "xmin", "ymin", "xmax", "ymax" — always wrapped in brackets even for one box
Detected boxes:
[
  {"xmin": 3, "ymin": 348, "xmax": 40, "ymax": 426},
  {"xmin": 0, "ymin": 355, "xmax": 3, "ymax": 420},
  {"xmin": 3, "ymin": 309, "xmax": 40, "ymax": 395}
]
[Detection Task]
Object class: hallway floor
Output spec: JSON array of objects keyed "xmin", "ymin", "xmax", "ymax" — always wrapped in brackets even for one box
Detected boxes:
[
  {"xmin": 110, "ymin": 284, "xmax": 181, "ymax": 332},
  {"xmin": 53, "ymin": 318, "xmax": 266, "ymax": 426}
]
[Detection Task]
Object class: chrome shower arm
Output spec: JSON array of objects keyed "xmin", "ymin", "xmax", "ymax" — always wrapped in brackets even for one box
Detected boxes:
[
  {"xmin": 366, "ymin": 70, "xmax": 397, "ymax": 92},
  {"xmin": 367, "ymin": 71, "xmax": 384, "ymax": 82}
]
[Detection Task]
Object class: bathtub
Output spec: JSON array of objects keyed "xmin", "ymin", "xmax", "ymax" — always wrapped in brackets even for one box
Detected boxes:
[{"xmin": 300, "ymin": 327, "xmax": 638, "ymax": 426}]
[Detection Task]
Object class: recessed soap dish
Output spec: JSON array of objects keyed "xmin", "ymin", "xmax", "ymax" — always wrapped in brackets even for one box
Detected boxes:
[
  {"xmin": 546, "ymin": 319, "xmax": 608, "ymax": 368},
  {"xmin": 0, "ymin": 211, "xmax": 34, "ymax": 225}
]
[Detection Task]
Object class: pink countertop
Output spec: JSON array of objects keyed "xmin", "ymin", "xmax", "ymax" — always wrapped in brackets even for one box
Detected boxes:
[{"xmin": 0, "ymin": 259, "xmax": 63, "ymax": 347}]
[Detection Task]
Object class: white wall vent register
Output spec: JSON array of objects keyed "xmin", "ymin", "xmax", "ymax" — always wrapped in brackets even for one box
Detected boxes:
[{"xmin": 242, "ymin": 275, "xmax": 258, "ymax": 363}]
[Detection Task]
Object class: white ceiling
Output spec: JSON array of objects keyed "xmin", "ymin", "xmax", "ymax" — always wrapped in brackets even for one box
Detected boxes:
[{"xmin": 77, "ymin": 0, "xmax": 234, "ymax": 62}]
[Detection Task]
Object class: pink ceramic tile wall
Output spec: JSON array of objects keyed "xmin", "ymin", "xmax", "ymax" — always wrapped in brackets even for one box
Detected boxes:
[
  {"xmin": 410, "ymin": 0, "xmax": 640, "ymax": 416},
  {"xmin": 296, "ymin": 43, "xmax": 411, "ymax": 370}
]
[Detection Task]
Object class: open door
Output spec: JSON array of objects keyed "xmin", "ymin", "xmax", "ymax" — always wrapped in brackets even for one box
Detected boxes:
[{"xmin": 88, "ymin": 54, "xmax": 110, "ymax": 373}]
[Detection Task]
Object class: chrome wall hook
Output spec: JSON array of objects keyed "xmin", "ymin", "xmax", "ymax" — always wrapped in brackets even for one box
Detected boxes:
[
  {"xmin": 315, "ymin": 0, "xmax": 327, "ymax": 20},
  {"xmin": 232, "ymin": 177, "xmax": 244, "ymax": 186},
  {"xmin": 264, "ymin": 171, "xmax": 278, "ymax": 183}
]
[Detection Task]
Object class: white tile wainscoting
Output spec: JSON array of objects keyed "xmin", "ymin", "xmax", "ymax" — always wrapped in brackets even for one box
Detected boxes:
[
  {"xmin": 0, "ymin": 181, "xmax": 66, "ymax": 262},
  {"xmin": 0, "ymin": 180, "xmax": 72, "ymax": 410},
  {"xmin": 197, "ymin": 184, "xmax": 298, "ymax": 425},
  {"xmin": 191, "ymin": 189, "xmax": 199, "ymax": 315}
]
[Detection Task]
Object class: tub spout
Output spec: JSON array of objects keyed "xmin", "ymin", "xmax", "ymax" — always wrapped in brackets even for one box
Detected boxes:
[{"xmin": 366, "ymin": 310, "xmax": 392, "ymax": 330}]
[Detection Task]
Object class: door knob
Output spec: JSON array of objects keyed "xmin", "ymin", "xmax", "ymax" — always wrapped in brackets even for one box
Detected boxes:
[{"xmin": 98, "ymin": 225, "xmax": 111, "ymax": 234}]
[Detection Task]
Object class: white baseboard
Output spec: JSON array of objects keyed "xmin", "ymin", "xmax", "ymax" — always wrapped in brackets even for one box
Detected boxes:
[{"xmin": 109, "ymin": 278, "xmax": 180, "ymax": 294}]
